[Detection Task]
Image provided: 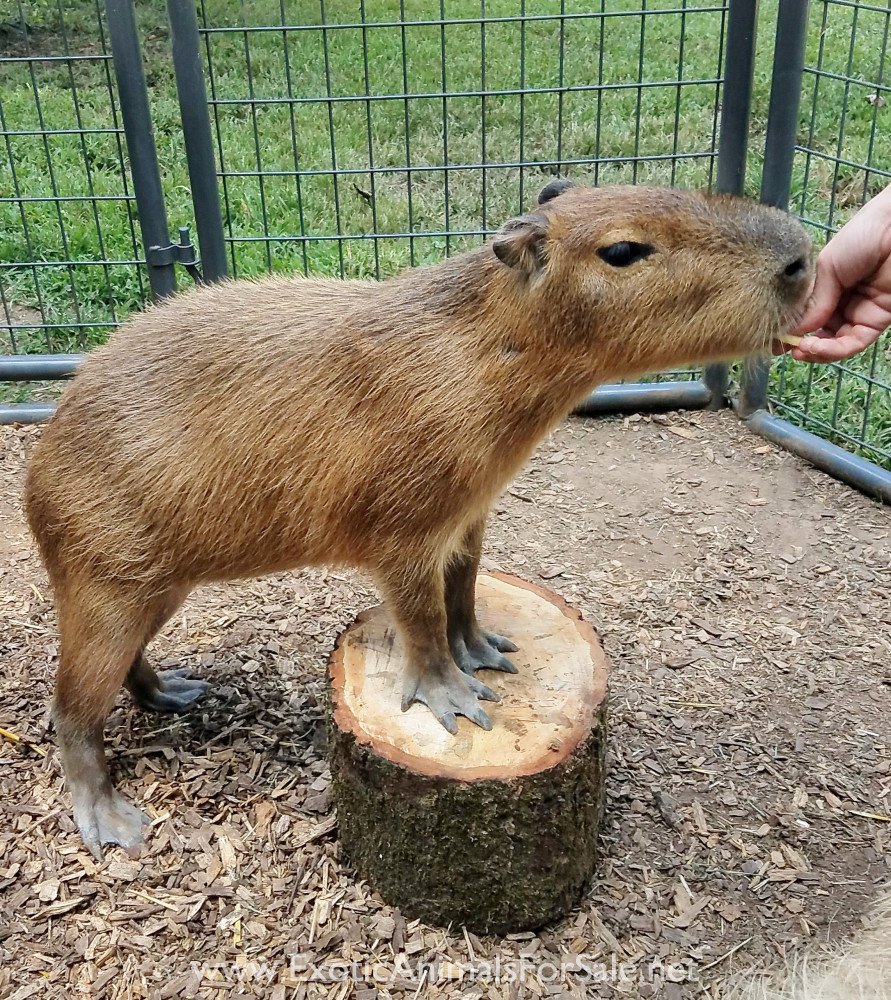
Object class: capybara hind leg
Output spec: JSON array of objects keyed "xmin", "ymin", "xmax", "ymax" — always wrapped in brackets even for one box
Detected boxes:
[
  {"xmin": 123, "ymin": 589, "xmax": 209, "ymax": 713},
  {"xmin": 445, "ymin": 518, "xmax": 518, "ymax": 676},
  {"xmin": 54, "ymin": 585, "xmax": 167, "ymax": 858},
  {"xmin": 376, "ymin": 557, "xmax": 500, "ymax": 735}
]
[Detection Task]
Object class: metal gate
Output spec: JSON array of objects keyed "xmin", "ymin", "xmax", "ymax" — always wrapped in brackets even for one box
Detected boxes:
[{"xmin": 1, "ymin": 0, "xmax": 889, "ymax": 502}]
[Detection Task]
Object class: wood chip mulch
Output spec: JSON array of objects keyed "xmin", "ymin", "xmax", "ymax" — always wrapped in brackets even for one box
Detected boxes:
[{"xmin": 1, "ymin": 411, "xmax": 889, "ymax": 999}]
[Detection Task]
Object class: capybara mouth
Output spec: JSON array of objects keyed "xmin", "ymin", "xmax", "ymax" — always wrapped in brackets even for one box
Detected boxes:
[{"xmin": 773, "ymin": 272, "xmax": 816, "ymax": 350}]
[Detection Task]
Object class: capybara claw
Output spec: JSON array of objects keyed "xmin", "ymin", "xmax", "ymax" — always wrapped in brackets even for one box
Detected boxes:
[{"xmin": 485, "ymin": 631, "xmax": 519, "ymax": 654}]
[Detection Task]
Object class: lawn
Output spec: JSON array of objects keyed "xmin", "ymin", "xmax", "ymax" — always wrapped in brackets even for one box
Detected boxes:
[{"xmin": 1, "ymin": 0, "xmax": 889, "ymax": 466}]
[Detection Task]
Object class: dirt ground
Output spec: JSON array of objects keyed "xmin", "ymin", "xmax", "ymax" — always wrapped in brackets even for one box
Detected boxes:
[{"xmin": 1, "ymin": 410, "xmax": 889, "ymax": 999}]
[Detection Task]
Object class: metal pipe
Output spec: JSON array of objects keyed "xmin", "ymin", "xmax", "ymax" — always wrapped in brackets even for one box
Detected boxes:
[
  {"xmin": 167, "ymin": 0, "xmax": 229, "ymax": 283},
  {"xmin": 0, "ymin": 354, "xmax": 84, "ymax": 380},
  {"xmin": 760, "ymin": 0, "xmax": 810, "ymax": 212},
  {"xmin": 706, "ymin": 0, "xmax": 760, "ymax": 408},
  {"xmin": 573, "ymin": 380, "xmax": 712, "ymax": 416},
  {"xmin": 4, "ymin": 380, "xmax": 712, "ymax": 426},
  {"xmin": 745, "ymin": 410, "xmax": 891, "ymax": 505},
  {"xmin": 105, "ymin": 0, "xmax": 177, "ymax": 299},
  {"xmin": 715, "ymin": 0, "xmax": 758, "ymax": 197},
  {"xmin": 740, "ymin": 0, "xmax": 810, "ymax": 418},
  {"xmin": 0, "ymin": 402, "xmax": 57, "ymax": 425}
]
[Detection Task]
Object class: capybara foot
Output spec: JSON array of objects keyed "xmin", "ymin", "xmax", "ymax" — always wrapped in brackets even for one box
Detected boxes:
[
  {"xmin": 131, "ymin": 668, "xmax": 210, "ymax": 713},
  {"xmin": 401, "ymin": 662, "xmax": 500, "ymax": 735},
  {"xmin": 72, "ymin": 787, "xmax": 149, "ymax": 860},
  {"xmin": 452, "ymin": 628, "xmax": 518, "ymax": 676}
]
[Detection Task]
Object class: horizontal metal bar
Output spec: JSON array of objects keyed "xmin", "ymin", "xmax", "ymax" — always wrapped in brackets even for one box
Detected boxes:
[
  {"xmin": 0, "ymin": 380, "xmax": 713, "ymax": 426},
  {"xmin": 796, "ymin": 146, "xmax": 891, "ymax": 180},
  {"xmin": 0, "ymin": 54, "xmax": 112, "ymax": 64},
  {"xmin": 803, "ymin": 67, "xmax": 891, "ymax": 93},
  {"xmin": 200, "ymin": 8, "xmax": 728, "ymax": 34},
  {"xmin": 573, "ymin": 380, "xmax": 712, "ymax": 415},
  {"xmin": 0, "ymin": 127, "xmax": 126, "ymax": 137},
  {"xmin": 208, "ymin": 78, "xmax": 721, "ymax": 107},
  {"xmin": 0, "ymin": 354, "xmax": 84, "ymax": 380},
  {"xmin": 820, "ymin": 0, "xmax": 891, "ymax": 11},
  {"xmin": 219, "ymin": 150, "xmax": 715, "ymax": 182},
  {"xmin": 223, "ymin": 228, "xmax": 490, "ymax": 244},
  {"xmin": 796, "ymin": 215, "xmax": 839, "ymax": 235},
  {"xmin": 745, "ymin": 410, "xmax": 891, "ymax": 505},
  {"xmin": 0, "ymin": 259, "xmax": 144, "ymax": 269},
  {"xmin": 0, "ymin": 194, "xmax": 136, "ymax": 204},
  {"xmin": 1, "ymin": 321, "xmax": 118, "ymax": 331},
  {"xmin": 0, "ymin": 402, "xmax": 57, "ymax": 424}
]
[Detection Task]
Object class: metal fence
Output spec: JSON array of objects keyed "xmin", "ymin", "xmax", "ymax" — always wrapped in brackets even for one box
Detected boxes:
[
  {"xmin": 197, "ymin": 2, "xmax": 729, "ymax": 277},
  {"xmin": 770, "ymin": 0, "xmax": 891, "ymax": 471},
  {"xmin": 0, "ymin": 0, "xmax": 148, "ymax": 358},
  {"xmin": 0, "ymin": 0, "xmax": 889, "ymax": 501}
]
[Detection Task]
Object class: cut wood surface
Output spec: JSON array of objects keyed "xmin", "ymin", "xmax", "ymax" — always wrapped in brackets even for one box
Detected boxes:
[
  {"xmin": 328, "ymin": 572, "xmax": 610, "ymax": 934},
  {"xmin": 330, "ymin": 572, "xmax": 608, "ymax": 778}
]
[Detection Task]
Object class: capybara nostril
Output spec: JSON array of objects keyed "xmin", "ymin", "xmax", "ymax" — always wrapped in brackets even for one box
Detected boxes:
[{"xmin": 782, "ymin": 256, "xmax": 808, "ymax": 281}]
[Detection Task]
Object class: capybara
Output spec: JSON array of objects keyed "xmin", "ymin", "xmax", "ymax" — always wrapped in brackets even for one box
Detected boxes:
[{"xmin": 24, "ymin": 181, "xmax": 813, "ymax": 856}]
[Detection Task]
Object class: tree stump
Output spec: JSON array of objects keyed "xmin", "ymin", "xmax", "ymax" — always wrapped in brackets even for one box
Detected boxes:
[{"xmin": 328, "ymin": 572, "xmax": 610, "ymax": 935}]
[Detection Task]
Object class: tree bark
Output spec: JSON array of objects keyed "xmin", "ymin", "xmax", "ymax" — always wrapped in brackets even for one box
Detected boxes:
[{"xmin": 328, "ymin": 572, "xmax": 610, "ymax": 935}]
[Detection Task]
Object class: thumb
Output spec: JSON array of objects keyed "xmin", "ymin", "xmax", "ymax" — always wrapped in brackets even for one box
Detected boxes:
[{"xmin": 795, "ymin": 254, "xmax": 843, "ymax": 334}]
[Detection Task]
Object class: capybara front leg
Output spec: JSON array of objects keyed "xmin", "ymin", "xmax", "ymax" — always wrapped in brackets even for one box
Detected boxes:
[
  {"xmin": 445, "ymin": 517, "xmax": 518, "ymax": 676},
  {"xmin": 54, "ymin": 583, "xmax": 169, "ymax": 857},
  {"xmin": 126, "ymin": 658, "xmax": 210, "ymax": 713},
  {"xmin": 377, "ymin": 557, "xmax": 500, "ymax": 735}
]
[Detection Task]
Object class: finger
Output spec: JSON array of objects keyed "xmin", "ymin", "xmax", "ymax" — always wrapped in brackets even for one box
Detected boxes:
[
  {"xmin": 839, "ymin": 287, "xmax": 891, "ymax": 333},
  {"xmin": 794, "ymin": 255, "xmax": 845, "ymax": 334},
  {"xmin": 791, "ymin": 324, "xmax": 884, "ymax": 363}
]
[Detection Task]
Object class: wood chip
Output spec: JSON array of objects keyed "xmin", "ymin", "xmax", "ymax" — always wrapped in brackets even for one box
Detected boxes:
[{"xmin": 1, "ymin": 413, "xmax": 887, "ymax": 993}]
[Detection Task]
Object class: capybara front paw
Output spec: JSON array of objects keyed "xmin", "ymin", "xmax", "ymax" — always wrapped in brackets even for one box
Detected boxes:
[
  {"xmin": 134, "ymin": 668, "xmax": 210, "ymax": 713},
  {"xmin": 401, "ymin": 662, "xmax": 500, "ymax": 735},
  {"xmin": 452, "ymin": 629, "xmax": 518, "ymax": 676},
  {"xmin": 73, "ymin": 789, "xmax": 149, "ymax": 860}
]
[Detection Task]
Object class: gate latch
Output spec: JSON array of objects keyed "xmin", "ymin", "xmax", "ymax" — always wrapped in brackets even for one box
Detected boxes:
[{"xmin": 147, "ymin": 226, "xmax": 205, "ymax": 285}]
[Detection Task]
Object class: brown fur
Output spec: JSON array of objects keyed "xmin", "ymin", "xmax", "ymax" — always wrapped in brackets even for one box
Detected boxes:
[
  {"xmin": 24, "ymin": 183, "xmax": 813, "ymax": 855},
  {"xmin": 721, "ymin": 886, "xmax": 891, "ymax": 999}
]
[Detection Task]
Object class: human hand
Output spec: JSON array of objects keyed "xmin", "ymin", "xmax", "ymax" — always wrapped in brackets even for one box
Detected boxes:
[{"xmin": 782, "ymin": 186, "xmax": 891, "ymax": 363}]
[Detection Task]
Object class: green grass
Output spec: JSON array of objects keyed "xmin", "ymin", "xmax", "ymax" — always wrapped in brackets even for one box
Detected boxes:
[{"xmin": 1, "ymin": 0, "xmax": 889, "ymax": 465}]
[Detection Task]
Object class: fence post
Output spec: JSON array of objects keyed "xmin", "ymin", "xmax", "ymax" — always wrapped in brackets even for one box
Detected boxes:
[
  {"xmin": 167, "ymin": 0, "xmax": 229, "ymax": 283},
  {"xmin": 104, "ymin": 0, "xmax": 177, "ymax": 299},
  {"xmin": 738, "ymin": 0, "xmax": 810, "ymax": 418},
  {"xmin": 705, "ymin": 0, "xmax": 759, "ymax": 408}
]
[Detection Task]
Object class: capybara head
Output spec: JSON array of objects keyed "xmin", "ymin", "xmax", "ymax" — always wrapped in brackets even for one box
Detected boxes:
[{"xmin": 490, "ymin": 180, "xmax": 813, "ymax": 379}]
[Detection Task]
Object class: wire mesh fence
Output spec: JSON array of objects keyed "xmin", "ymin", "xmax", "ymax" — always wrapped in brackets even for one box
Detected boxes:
[
  {"xmin": 0, "ymin": 0, "xmax": 148, "ymax": 361},
  {"xmin": 768, "ymin": 0, "xmax": 891, "ymax": 468},
  {"xmin": 0, "ymin": 0, "xmax": 889, "ymax": 473},
  {"xmin": 197, "ymin": 1, "xmax": 728, "ymax": 283}
]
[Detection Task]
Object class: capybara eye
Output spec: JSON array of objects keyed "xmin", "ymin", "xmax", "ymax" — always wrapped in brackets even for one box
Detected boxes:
[{"xmin": 597, "ymin": 241, "xmax": 653, "ymax": 267}]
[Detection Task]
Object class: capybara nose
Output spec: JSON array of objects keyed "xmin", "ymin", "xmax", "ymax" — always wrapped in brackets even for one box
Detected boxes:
[{"xmin": 779, "ymin": 253, "xmax": 811, "ymax": 298}]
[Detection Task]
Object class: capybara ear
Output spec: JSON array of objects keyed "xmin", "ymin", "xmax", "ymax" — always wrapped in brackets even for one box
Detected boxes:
[
  {"xmin": 537, "ymin": 177, "xmax": 575, "ymax": 204},
  {"xmin": 491, "ymin": 213, "xmax": 549, "ymax": 275}
]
